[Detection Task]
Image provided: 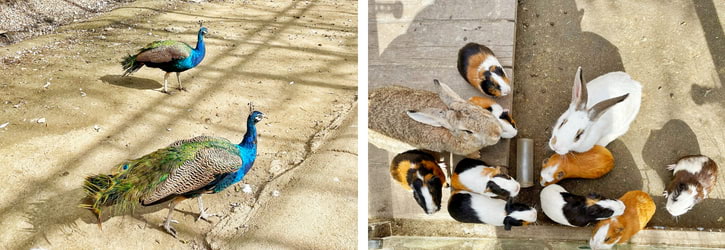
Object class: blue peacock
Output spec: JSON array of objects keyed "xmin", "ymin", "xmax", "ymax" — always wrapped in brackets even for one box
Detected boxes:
[
  {"xmin": 122, "ymin": 26, "xmax": 208, "ymax": 93},
  {"xmin": 81, "ymin": 109, "xmax": 265, "ymax": 238}
]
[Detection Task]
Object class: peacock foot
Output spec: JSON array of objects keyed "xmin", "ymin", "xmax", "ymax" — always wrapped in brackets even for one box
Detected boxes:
[
  {"xmin": 196, "ymin": 208, "xmax": 217, "ymax": 222},
  {"xmin": 161, "ymin": 219, "xmax": 179, "ymax": 238},
  {"xmin": 178, "ymin": 87, "xmax": 188, "ymax": 92}
]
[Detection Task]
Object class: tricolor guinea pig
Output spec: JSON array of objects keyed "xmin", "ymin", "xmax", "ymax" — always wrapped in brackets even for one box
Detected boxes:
[
  {"xmin": 448, "ymin": 190, "xmax": 537, "ymax": 230},
  {"xmin": 663, "ymin": 155, "xmax": 718, "ymax": 217},
  {"xmin": 451, "ymin": 158, "xmax": 520, "ymax": 198},
  {"xmin": 390, "ymin": 150, "xmax": 447, "ymax": 214},
  {"xmin": 540, "ymin": 184, "xmax": 624, "ymax": 227},
  {"xmin": 457, "ymin": 43, "xmax": 511, "ymax": 97},
  {"xmin": 589, "ymin": 191, "xmax": 656, "ymax": 249},
  {"xmin": 540, "ymin": 145, "xmax": 614, "ymax": 186},
  {"xmin": 468, "ymin": 96, "xmax": 517, "ymax": 138}
]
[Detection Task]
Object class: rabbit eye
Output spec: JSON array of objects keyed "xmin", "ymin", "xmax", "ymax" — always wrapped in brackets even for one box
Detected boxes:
[
  {"xmin": 575, "ymin": 129, "xmax": 584, "ymax": 141},
  {"xmin": 559, "ymin": 119, "xmax": 568, "ymax": 129}
]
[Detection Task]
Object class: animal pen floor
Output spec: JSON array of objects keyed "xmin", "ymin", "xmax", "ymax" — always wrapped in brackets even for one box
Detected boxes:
[
  {"xmin": 368, "ymin": 0, "xmax": 725, "ymax": 248},
  {"xmin": 0, "ymin": 0, "xmax": 357, "ymax": 249}
]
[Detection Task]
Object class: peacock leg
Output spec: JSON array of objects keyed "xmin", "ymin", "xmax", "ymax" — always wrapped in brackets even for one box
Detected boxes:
[
  {"xmin": 176, "ymin": 72, "xmax": 187, "ymax": 91},
  {"xmin": 162, "ymin": 72, "xmax": 171, "ymax": 94},
  {"xmin": 162, "ymin": 198, "xmax": 182, "ymax": 238},
  {"xmin": 196, "ymin": 196, "xmax": 216, "ymax": 222}
]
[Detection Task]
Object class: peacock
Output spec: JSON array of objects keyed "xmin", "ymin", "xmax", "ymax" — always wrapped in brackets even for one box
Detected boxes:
[
  {"xmin": 80, "ymin": 109, "xmax": 264, "ymax": 238},
  {"xmin": 121, "ymin": 26, "xmax": 208, "ymax": 93}
]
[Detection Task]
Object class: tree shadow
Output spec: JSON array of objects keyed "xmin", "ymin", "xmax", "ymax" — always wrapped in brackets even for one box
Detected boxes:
[
  {"xmin": 642, "ymin": 119, "xmax": 701, "ymax": 188},
  {"xmin": 689, "ymin": 0, "xmax": 725, "ymax": 107},
  {"xmin": 100, "ymin": 74, "xmax": 162, "ymax": 90}
]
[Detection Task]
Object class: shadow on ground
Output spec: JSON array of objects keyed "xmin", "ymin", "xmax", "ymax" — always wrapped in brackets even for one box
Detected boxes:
[{"xmin": 100, "ymin": 75, "xmax": 162, "ymax": 90}]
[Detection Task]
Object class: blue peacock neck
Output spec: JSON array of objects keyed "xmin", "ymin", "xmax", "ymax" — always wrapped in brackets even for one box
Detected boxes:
[
  {"xmin": 240, "ymin": 117, "xmax": 257, "ymax": 147},
  {"xmin": 191, "ymin": 30, "xmax": 206, "ymax": 66}
]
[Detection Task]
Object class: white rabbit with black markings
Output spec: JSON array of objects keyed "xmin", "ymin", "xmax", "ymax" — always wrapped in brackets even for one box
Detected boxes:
[{"xmin": 549, "ymin": 67, "xmax": 642, "ymax": 155}]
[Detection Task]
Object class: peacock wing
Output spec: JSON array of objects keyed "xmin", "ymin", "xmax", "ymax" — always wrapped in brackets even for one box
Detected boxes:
[
  {"xmin": 167, "ymin": 135, "xmax": 232, "ymax": 148},
  {"xmin": 135, "ymin": 40, "xmax": 191, "ymax": 63},
  {"xmin": 139, "ymin": 146, "xmax": 243, "ymax": 205}
]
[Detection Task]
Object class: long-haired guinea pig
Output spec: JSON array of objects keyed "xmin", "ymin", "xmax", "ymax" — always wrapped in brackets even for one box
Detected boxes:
[
  {"xmin": 457, "ymin": 43, "xmax": 511, "ymax": 97},
  {"xmin": 540, "ymin": 184, "xmax": 624, "ymax": 227},
  {"xmin": 468, "ymin": 96, "xmax": 517, "ymax": 138},
  {"xmin": 589, "ymin": 191, "xmax": 655, "ymax": 249},
  {"xmin": 663, "ymin": 155, "xmax": 718, "ymax": 217},
  {"xmin": 448, "ymin": 190, "xmax": 536, "ymax": 230},
  {"xmin": 390, "ymin": 150, "xmax": 447, "ymax": 214},
  {"xmin": 540, "ymin": 145, "xmax": 614, "ymax": 186},
  {"xmin": 451, "ymin": 158, "xmax": 520, "ymax": 198}
]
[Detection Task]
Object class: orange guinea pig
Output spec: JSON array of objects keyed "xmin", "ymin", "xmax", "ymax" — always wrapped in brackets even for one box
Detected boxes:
[
  {"xmin": 539, "ymin": 145, "xmax": 614, "ymax": 186},
  {"xmin": 589, "ymin": 191, "xmax": 656, "ymax": 249}
]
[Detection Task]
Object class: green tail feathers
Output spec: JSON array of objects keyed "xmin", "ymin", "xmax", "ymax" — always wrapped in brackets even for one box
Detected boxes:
[
  {"xmin": 80, "ymin": 173, "xmax": 135, "ymax": 224},
  {"xmin": 121, "ymin": 54, "xmax": 142, "ymax": 76}
]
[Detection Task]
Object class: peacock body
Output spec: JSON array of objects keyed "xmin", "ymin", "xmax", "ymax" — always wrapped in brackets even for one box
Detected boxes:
[
  {"xmin": 81, "ymin": 111, "xmax": 264, "ymax": 237},
  {"xmin": 121, "ymin": 27, "xmax": 208, "ymax": 93}
]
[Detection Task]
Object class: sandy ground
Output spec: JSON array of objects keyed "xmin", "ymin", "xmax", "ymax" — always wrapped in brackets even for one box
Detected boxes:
[{"xmin": 0, "ymin": 0, "xmax": 357, "ymax": 249}]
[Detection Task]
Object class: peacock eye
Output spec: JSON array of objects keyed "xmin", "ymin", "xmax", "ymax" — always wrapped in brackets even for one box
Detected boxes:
[
  {"xmin": 122, "ymin": 164, "xmax": 129, "ymax": 170},
  {"xmin": 575, "ymin": 129, "xmax": 584, "ymax": 141}
]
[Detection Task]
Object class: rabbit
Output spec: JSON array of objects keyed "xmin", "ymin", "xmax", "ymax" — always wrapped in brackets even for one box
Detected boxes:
[
  {"xmin": 448, "ymin": 190, "xmax": 537, "ymax": 230},
  {"xmin": 590, "ymin": 191, "xmax": 656, "ymax": 249},
  {"xmin": 369, "ymin": 79, "xmax": 502, "ymax": 157},
  {"xmin": 548, "ymin": 67, "xmax": 642, "ymax": 155},
  {"xmin": 389, "ymin": 150, "xmax": 447, "ymax": 214},
  {"xmin": 451, "ymin": 158, "xmax": 520, "ymax": 198},
  {"xmin": 663, "ymin": 155, "xmax": 718, "ymax": 217},
  {"xmin": 468, "ymin": 96, "xmax": 517, "ymax": 138},
  {"xmin": 540, "ymin": 184, "xmax": 624, "ymax": 227},
  {"xmin": 540, "ymin": 145, "xmax": 614, "ymax": 186},
  {"xmin": 457, "ymin": 42, "xmax": 512, "ymax": 96}
]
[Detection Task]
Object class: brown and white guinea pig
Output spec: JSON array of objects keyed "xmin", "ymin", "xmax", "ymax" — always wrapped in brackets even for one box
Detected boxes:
[
  {"xmin": 540, "ymin": 184, "xmax": 624, "ymax": 227},
  {"xmin": 663, "ymin": 155, "xmax": 718, "ymax": 217},
  {"xmin": 468, "ymin": 96, "xmax": 517, "ymax": 138},
  {"xmin": 448, "ymin": 190, "xmax": 537, "ymax": 230},
  {"xmin": 589, "ymin": 191, "xmax": 656, "ymax": 249},
  {"xmin": 390, "ymin": 150, "xmax": 447, "ymax": 214},
  {"xmin": 457, "ymin": 42, "xmax": 511, "ymax": 97},
  {"xmin": 451, "ymin": 158, "xmax": 520, "ymax": 198},
  {"xmin": 539, "ymin": 145, "xmax": 614, "ymax": 186}
]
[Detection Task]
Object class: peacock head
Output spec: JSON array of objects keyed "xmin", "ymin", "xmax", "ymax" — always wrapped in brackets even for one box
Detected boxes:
[
  {"xmin": 249, "ymin": 111, "xmax": 265, "ymax": 124},
  {"xmin": 199, "ymin": 27, "xmax": 209, "ymax": 36}
]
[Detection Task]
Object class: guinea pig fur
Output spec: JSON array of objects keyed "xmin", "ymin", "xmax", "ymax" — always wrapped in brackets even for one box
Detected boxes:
[
  {"xmin": 540, "ymin": 145, "xmax": 614, "ymax": 186},
  {"xmin": 663, "ymin": 155, "xmax": 718, "ymax": 217},
  {"xmin": 540, "ymin": 184, "xmax": 624, "ymax": 227},
  {"xmin": 468, "ymin": 96, "xmax": 518, "ymax": 138},
  {"xmin": 452, "ymin": 158, "xmax": 520, "ymax": 198},
  {"xmin": 448, "ymin": 190, "xmax": 536, "ymax": 230},
  {"xmin": 457, "ymin": 43, "xmax": 512, "ymax": 97},
  {"xmin": 589, "ymin": 191, "xmax": 656, "ymax": 250},
  {"xmin": 390, "ymin": 150, "xmax": 447, "ymax": 214}
]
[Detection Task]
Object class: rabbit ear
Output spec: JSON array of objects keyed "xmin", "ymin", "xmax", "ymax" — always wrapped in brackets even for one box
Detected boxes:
[
  {"xmin": 433, "ymin": 79, "xmax": 465, "ymax": 106},
  {"xmin": 587, "ymin": 93, "xmax": 629, "ymax": 120},
  {"xmin": 572, "ymin": 67, "xmax": 588, "ymax": 111},
  {"xmin": 406, "ymin": 108, "xmax": 453, "ymax": 130}
]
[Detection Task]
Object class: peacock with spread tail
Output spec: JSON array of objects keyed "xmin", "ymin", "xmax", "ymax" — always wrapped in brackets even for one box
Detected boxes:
[
  {"xmin": 80, "ymin": 108, "xmax": 264, "ymax": 238},
  {"xmin": 121, "ymin": 25, "xmax": 208, "ymax": 93}
]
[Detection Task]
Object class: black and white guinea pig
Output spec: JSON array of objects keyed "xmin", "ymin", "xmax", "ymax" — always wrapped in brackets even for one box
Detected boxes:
[
  {"xmin": 448, "ymin": 190, "xmax": 536, "ymax": 230},
  {"xmin": 451, "ymin": 158, "xmax": 520, "ymax": 198},
  {"xmin": 390, "ymin": 150, "xmax": 447, "ymax": 214},
  {"xmin": 468, "ymin": 96, "xmax": 517, "ymax": 138},
  {"xmin": 663, "ymin": 155, "xmax": 718, "ymax": 216},
  {"xmin": 457, "ymin": 42, "xmax": 512, "ymax": 97},
  {"xmin": 540, "ymin": 184, "xmax": 624, "ymax": 227}
]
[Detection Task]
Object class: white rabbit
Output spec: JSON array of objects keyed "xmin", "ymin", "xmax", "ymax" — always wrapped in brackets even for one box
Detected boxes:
[{"xmin": 549, "ymin": 67, "xmax": 642, "ymax": 155}]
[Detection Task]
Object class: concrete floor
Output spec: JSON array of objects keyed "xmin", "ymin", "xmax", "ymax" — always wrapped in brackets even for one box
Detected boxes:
[{"xmin": 368, "ymin": 0, "xmax": 725, "ymax": 246}]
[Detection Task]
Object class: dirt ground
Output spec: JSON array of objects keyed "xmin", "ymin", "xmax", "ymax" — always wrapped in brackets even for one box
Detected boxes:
[{"xmin": 0, "ymin": 0, "xmax": 357, "ymax": 249}]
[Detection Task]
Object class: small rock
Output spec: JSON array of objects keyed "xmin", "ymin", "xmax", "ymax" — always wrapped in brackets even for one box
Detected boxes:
[
  {"xmin": 93, "ymin": 125, "xmax": 101, "ymax": 132},
  {"xmin": 333, "ymin": 177, "xmax": 340, "ymax": 182},
  {"xmin": 166, "ymin": 128, "xmax": 171, "ymax": 132},
  {"xmin": 242, "ymin": 184, "xmax": 252, "ymax": 193},
  {"xmin": 37, "ymin": 118, "xmax": 46, "ymax": 124},
  {"xmin": 289, "ymin": 81, "xmax": 294, "ymax": 85},
  {"xmin": 269, "ymin": 159, "xmax": 284, "ymax": 175},
  {"xmin": 80, "ymin": 88, "xmax": 87, "ymax": 97},
  {"xmin": 272, "ymin": 190, "xmax": 280, "ymax": 197},
  {"xmin": 697, "ymin": 227, "xmax": 704, "ymax": 231},
  {"xmin": 43, "ymin": 81, "xmax": 51, "ymax": 89},
  {"xmin": 0, "ymin": 122, "xmax": 8, "ymax": 129},
  {"xmin": 718, "ymin": 216, "xmax": 724, "ymax": 222}
]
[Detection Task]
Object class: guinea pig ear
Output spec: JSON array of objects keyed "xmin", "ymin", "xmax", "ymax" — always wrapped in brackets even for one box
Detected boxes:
[
  {"xmin": 406, "ymin": 108, "xmax": 452, "ymax": 130},
  {"xmin": 433, "ymin": 79, "xmax": 466, "ymax": 106},
  {"xmin": 588, "ymin": 93, "xmax": 629, "ymax": 120},
  {"xmin": 572, "ymin": 67, "xmax": 588, "ymax": 111}
]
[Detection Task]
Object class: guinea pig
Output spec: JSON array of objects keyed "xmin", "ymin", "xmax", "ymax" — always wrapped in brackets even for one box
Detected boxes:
[
  {"xmin": 448, "ymin": 190, "xmax": 537, "ymax": 230},
  {"xmin": 451, "ymin": 158, "xmax": 520, "ymax": 198},
  {"xmin": 468, "ymin": 96, "xmax": 517, "ymax": 138},
  {"xmin": 540, "ymin": 184, "xmax": 624, "ymax": 227},
  {"xmin": 663, "ymin": 155, "xmax": 718, "ymax": 217},
  {"xmin": 589, "ymin": 190, "xmax": 656, "ymax": 249},
  {"xmin": 390, "ymin": 150, "xmax": 447, "ymax": 214},
  {"xmin": 457, "ymin": 43, "xmax": 511, "ymax": 97},
  {"xmin": 539, "ymin": 145, "xmax": 614, "ymax": 186}
]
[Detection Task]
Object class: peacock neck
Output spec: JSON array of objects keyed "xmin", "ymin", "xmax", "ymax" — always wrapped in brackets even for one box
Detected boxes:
[
  {"xmin": 191, "ymin": 32, "xmax": 206, "ymax": 65},
  {"xmin": 240, "ymin": 120, "xmax": 257, "ymax": 147}
]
